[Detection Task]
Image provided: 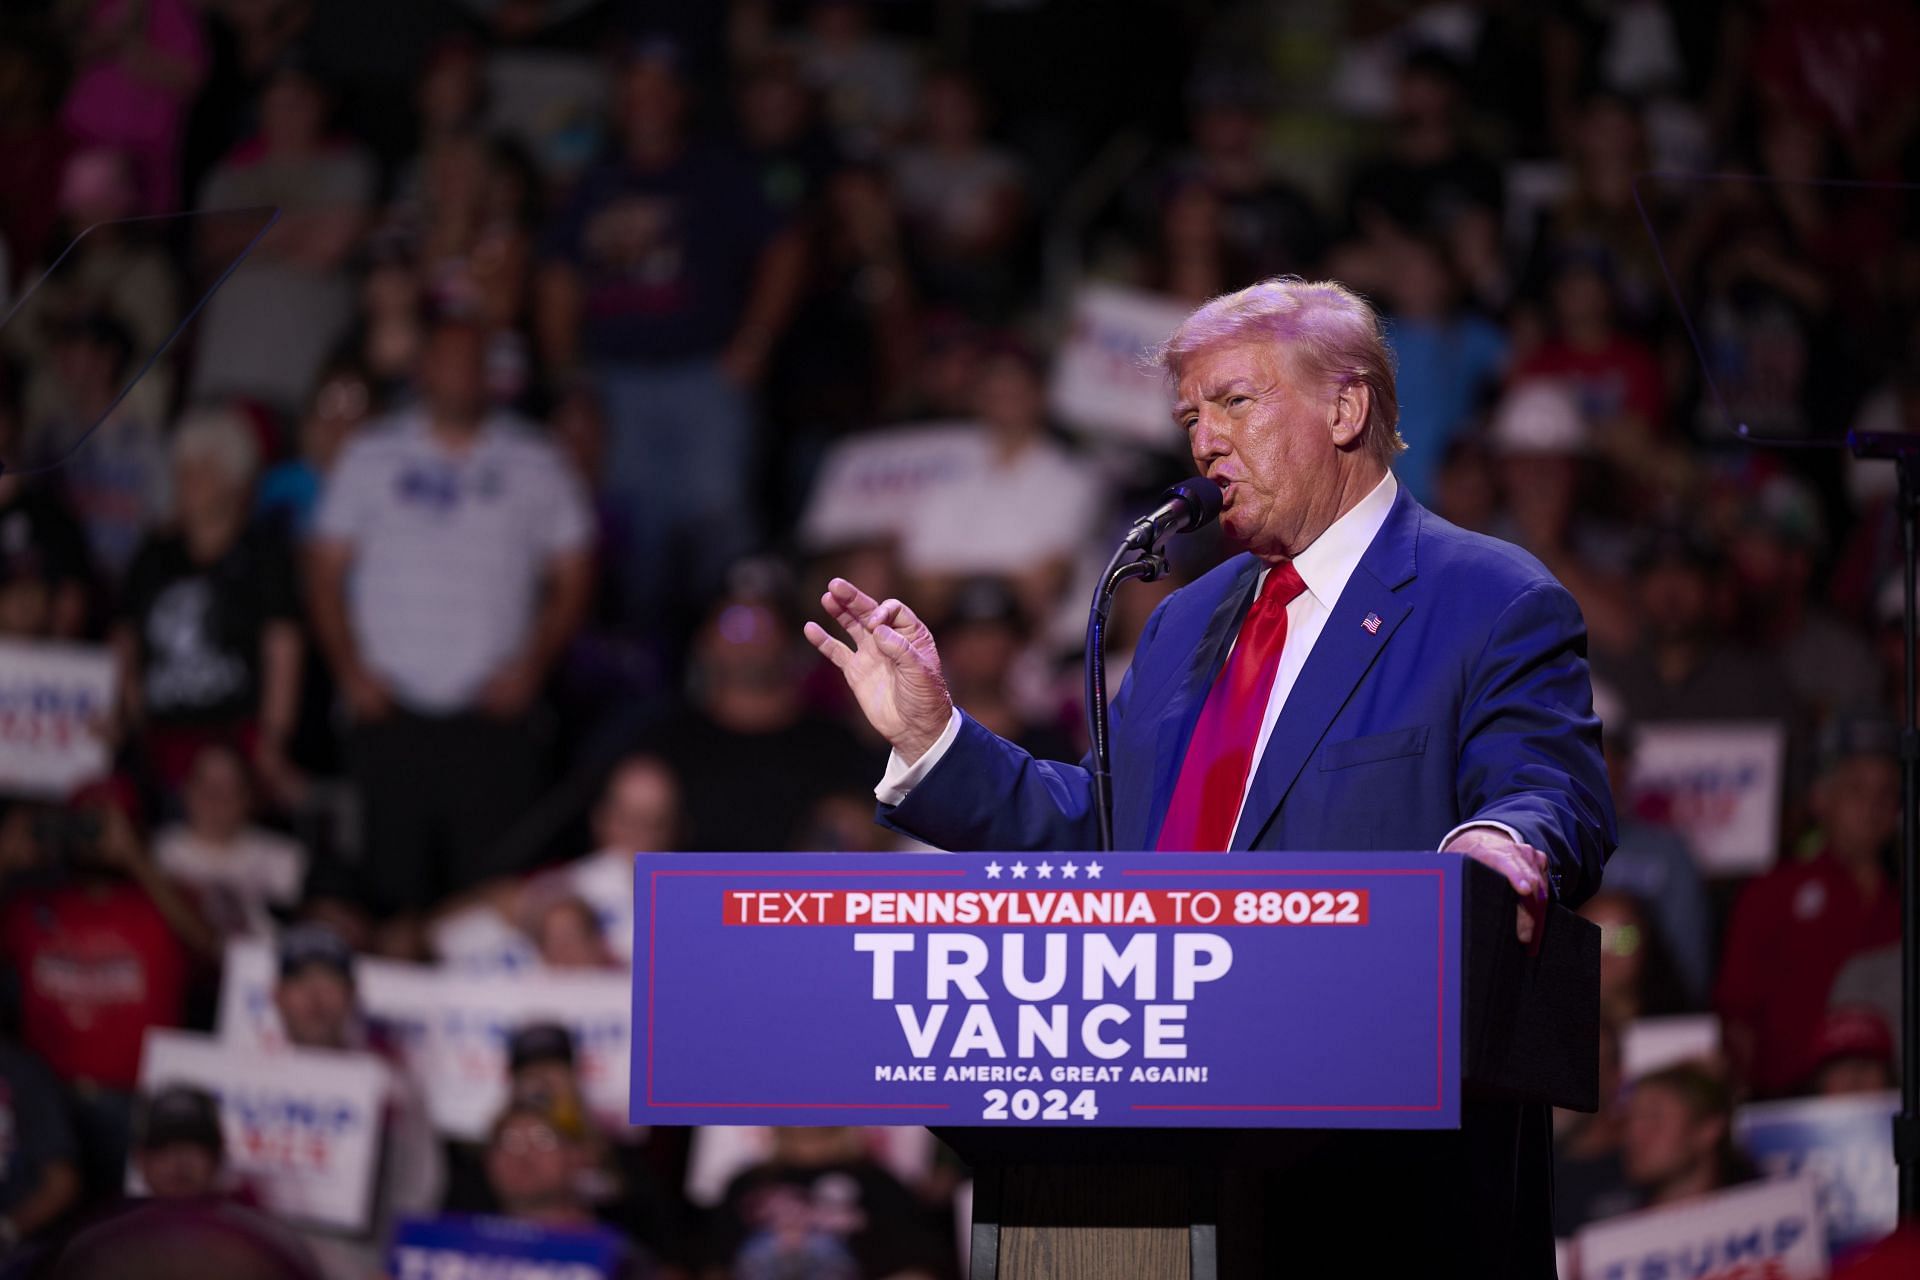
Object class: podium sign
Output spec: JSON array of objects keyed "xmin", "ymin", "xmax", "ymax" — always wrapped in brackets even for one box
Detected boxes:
[{"xmin": 630, "ymin": 851, "xmax": 1462, "ymax": 1130}]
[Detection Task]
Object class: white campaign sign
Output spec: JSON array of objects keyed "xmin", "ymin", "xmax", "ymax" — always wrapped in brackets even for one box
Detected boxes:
[
  {"xmin": 1574, "ymin": 1177, "xmax": 1827, "ymax": 1280},
  {"xmin": 797, "ymin": 423, "xmax": 988, "ymax": 552},
  {"xmin": 1622, "ymin": 1015, "xmax": 1722, "ymax": 1083},
  {"xmin": 1046, "ymin": 283, "xmax": 1189, "ymax": 449},
  {"xmin": 1626, "ymin": 721, "xmax": 1788, "ymax": 876},
  {"xmin": 0, "ymin": 639, "xmax": 116, "ymax": 797},
  {"xmin": 217, "ymin": 941, "xmax": 632, "ymax": 1141},
  {"xmin": 135, "ymin": 1028, "xmax": 387, "ymax": 1234}
]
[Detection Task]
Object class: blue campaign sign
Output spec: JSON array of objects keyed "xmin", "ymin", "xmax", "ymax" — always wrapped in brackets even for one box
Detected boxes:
[
  {"xmin": 630, "ymin": 851, "xmax": 1462, "ymax": 1130},
  {"xmin": 391, "ymin": 1215, "xmax": 630, "ymax": 1280},
  {"xmin": 1735, "ymin": 1091, "xmax": 1900, "ymax": 1260}
]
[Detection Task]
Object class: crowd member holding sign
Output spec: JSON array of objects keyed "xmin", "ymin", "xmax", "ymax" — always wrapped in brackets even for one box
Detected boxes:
[
  {"xmin": 1619, "ymin": 1062, "xmax": 1749, "ymax": 1211},
  {"xmin": 1717, "ymin": 717, "xmax": 1903, "ymax": 1098},
  {"xmin": 476, "ymin": 1096, "xmax": 654, "ymax": 1279},
  {"xmin": 0, "ymin": 787, "xmax": 212, "ymax": 1197},
  {"xmin": 153, "ymin": 744, "xmax": 306, "ymax": 940},
  {"xmin": 269, "ymin": 924, "xmax": 442, "ymax": 1280},
  {"xmin": 711, "ymin": 1127, "xmax": 952, "ymax": 1280},
  {"xmin": 806, "ymin": 277, "xmax": 1615, "ymax": 1274}
]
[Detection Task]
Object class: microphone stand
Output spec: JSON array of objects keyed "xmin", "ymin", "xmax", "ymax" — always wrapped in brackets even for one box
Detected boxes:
[
  {"xmin": 1634, "ymin": 171, "xmax": 1920, "ymax": 1222},
  {"xmin": 1085, "ymin": 528, "xmax": 1174, "ymax": 853},
  {"xmin": 1848, "ymin": 431, "xmax": 1920, "ymax": 1221},
  {"xmin": 1717, "ymin": 426, "xmax": 1920, "ymax": 1219}
]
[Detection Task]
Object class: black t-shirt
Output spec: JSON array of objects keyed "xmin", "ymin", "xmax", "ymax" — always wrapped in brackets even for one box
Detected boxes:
[
  {"xmin": 1346, "ymin": 147, "xmax": 1504, "ymax": 236},
  {"xmin": 657, "ymin": 712, "xmax": 880, "ymax": 853},
  {"xmin": 0, "ymin": 483, "xmax": 95, "ymax": 592},
  {"xmin": 118, "ymin": 523, "xmax": 298, "ymax": 726},
  {"xmin": 542, "ymin": 143, "xmax": 786, "ymax": 364}
]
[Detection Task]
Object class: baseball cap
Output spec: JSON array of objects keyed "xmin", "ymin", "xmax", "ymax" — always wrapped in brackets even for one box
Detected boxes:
[
  {"xmin": 277, "ymin": 922, "xmax": 355, "ymax": 984},
  {"xmin": 1814, "ymin": 714, "xmax": 1900, "ymax": 773},
  {"xmin": 139, "ymin": 1084, "xmax": 225, "ymax": 1156},
  {"xmin": 507, "ymin": 1021, "xmax": 576, "ymax": 1074},
  {"xmin": 1806, "ymin": 1006, "xmax": 1896, "ymax": 1074}
]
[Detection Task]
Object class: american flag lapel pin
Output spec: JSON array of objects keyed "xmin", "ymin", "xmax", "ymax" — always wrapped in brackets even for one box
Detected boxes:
[{"xmin": 1361, "ymin": 612, "xmax": 1382, "ymax": 634}]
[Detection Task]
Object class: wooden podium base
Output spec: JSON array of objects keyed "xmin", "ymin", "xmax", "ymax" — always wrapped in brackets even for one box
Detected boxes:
[{"xmin": 969, "ymin": 1163, "xmax": 1214, "ymax": 1280}]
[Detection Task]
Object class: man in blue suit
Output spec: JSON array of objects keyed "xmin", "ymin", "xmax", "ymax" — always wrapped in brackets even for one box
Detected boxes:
[{"xmin": 806, "ymin": 277, "xmax": 1614, "ymax": 1275}]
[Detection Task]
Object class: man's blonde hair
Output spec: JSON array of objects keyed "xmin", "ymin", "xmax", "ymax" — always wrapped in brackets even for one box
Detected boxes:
[{"xmin": 1155, "ymin": 277, "xmax": 1405, "ymax": 466}]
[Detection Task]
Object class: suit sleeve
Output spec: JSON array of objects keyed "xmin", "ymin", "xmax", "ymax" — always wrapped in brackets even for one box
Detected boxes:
[
  {"xmin": 876, "ymin": 597, "xmax": 1171, "ymax": 852},
  {"xmin": 1454, "ymin": 579, "xmax": 1617, "ymax": 906}
]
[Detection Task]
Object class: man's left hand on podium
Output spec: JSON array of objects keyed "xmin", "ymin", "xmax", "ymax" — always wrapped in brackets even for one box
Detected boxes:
[{"xmin": 1442, "ymin": 826, "xmax": 1550, "ymax": 953}]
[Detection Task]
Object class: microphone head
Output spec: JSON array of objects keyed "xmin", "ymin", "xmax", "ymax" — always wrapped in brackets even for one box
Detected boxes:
[{"xmin": 1163, "ymin": 477, "xmax": 1223, "ymax": 532}]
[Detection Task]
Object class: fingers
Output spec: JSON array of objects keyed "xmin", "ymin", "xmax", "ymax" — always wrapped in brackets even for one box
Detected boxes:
[
  {"xmin": 822, "ymin": 579, "xmax": 923, "ymax": 655},
  {"xmin": 802, "ymin": 619, "xmax": 855, "ymax": 671},
  {"xmin": 870, "ymin": 622, "xmax": 914, "ymax": 662},
  {"xmin": 1505, "ymin": 842, "xmax": 1547, "ymax": 898},
  {"xmin": 888, "ymin": 597, "xmax": 927, "ymax": 637},
  {"xmin": 1518, "ymin": 892, "xmax": 1545, "ymax": 956},
  {"xmin": 826, "ymin": 577, "xmax": 882, "ymax": 622},
  {"xmin": 820, "ymin": 585, "xmax": 873, "ymax": 645}
]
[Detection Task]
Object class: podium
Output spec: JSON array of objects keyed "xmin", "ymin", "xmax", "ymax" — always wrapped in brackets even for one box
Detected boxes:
[{"xmin": 631, "ymin": 851, "xmax": 1598, "ymax": 1279}]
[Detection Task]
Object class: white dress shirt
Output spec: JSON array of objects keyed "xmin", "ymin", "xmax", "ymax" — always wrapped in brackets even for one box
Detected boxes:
[{"xmin": 877, "ymin": 470, "xmax": 1517, "ymax": 851}]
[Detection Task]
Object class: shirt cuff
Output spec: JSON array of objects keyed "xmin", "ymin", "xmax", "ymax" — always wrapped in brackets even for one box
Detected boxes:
[
  {"xmin": 1438, "ymin": 819, "xmax": 1526, "ymax": 853},
  {"xmin": 874, "ymin": 708, "xmax": 963, "ymax": 806},
  {"xmin": 1440, "ymin": 819, "xmax": 1560, "ymax": 898}
]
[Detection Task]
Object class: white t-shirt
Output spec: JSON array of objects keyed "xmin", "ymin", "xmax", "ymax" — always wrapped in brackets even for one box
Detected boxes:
[
  {"xmin": 313, "ymin": 411, "xmax": 593, "ymax": 712},
  {"xmin": 898, "ymin": 436, "xmax": 1103, "ymax": 577}
]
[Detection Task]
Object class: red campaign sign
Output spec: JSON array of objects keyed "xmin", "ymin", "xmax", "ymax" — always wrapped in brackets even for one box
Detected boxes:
[{"xmin": 722, "ymin": 886, "xmax": 1370, "ymax": 927}]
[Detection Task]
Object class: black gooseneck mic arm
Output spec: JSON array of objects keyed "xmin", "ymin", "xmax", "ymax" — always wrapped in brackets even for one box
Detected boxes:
[{"xmin": 1085, "ymin": 478, "xmax": 1223, "ymax": 851}]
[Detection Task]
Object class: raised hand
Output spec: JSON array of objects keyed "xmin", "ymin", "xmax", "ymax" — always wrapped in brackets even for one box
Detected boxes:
[{"xmin": 804, "ymin": 578, "xmax": 953, "ymax": 763}]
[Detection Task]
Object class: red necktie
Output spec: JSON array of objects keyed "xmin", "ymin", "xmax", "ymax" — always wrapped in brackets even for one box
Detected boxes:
[{"xmin": 1155, "ymin": 562, "xmax": 1309, "ymax": 852}]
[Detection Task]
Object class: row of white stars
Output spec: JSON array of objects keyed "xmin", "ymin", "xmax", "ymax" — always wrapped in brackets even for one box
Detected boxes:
[{"xmin": 982, "ymin": 860, "xmax": 1103, "ymax": 880}]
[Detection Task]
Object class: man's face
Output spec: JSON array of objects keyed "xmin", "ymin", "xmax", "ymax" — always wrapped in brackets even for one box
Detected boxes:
[
  {"xmin": 1814, "ymin": 754, "xmax": 1900, "ymax": 865},
  {"xmin": 1175, "ymin": 341, "xmax": 1349, "ymax": 560},
  {"xmin": 274, "ymin": 967, "xmax": 354, "ymax": 1049},
  {"xmin": 592, "ymin": 760, "xmax": 680, "ymax": 853},
  {"xmin": 973, "ymin": 354, "xmax": 1043, "ymax": 436},
  {"xmin": 619, "ymin": 59, "xmax": 686, "ymax": 142},
  {"xmin": 1621, "ymin": 1084, "xmax": 1715, "ymax": 1191},
  {"xmin": 138, "ymin": 1143, "xmax": 221, "ymax": 1199},
  {"xmin": 420, "ymin": 325, "xmax": 486, "ymax": 422},
  {"xmin": 1639, "ymin": 559, "xmax": 1711, "ymax": 642},
  {"xmin": 486, "ymin": 1115, "xmax": 575, "ymax": 1213},
  {"xmin": 535, "ymin": 901, "xmax": 609, "ymax": 969},
  {"xmin": 184, "ymin": 749, "xmax": 250, "ymax": 841}
]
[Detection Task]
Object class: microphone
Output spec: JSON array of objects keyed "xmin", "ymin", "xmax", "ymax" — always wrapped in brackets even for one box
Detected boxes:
[{"xmin": 1125, "ymin": 477, "xmax": 1223, "ymax": 548}]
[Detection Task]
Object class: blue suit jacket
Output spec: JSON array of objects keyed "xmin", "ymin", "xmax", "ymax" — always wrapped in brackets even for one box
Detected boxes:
[{"xmin": 882, "ymin": 484, "xmax": 1616, "ymax": 905}]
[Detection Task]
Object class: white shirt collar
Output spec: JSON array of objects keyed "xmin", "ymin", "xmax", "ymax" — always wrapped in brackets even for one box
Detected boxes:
[{"xmin": 1271, "ymin": 470, "xmax": 1399, "ymax": 610}]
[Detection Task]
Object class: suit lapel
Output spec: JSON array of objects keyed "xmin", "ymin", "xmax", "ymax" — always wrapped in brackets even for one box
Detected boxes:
[
  {"xmin": 1230, "ymin": 490, "xmax": 1423, "ymax": 851},
  {"xmin": 1144, "ymin": 557, "xmax": 1261, "ymax": 843}
]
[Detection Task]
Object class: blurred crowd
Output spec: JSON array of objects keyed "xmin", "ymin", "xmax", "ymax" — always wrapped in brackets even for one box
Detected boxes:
[{"xmin": 0, "ymin": 0, "xmax": 1918, "ymax": 1276}]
